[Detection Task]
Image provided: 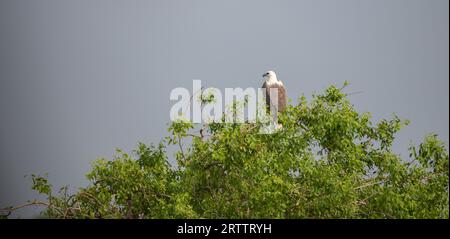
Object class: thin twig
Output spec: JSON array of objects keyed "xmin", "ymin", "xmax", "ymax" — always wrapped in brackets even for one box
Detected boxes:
[
  {"xmin": 178, "ymin": 137, "xmax": 187, "ymax": 162},
  {"xmin": 354, "ymin": 181, "xmax": 384, "ymax": 190},
  {"xmin": 0, "ymin": 200, "xmax": 50, "ymax": 216}
]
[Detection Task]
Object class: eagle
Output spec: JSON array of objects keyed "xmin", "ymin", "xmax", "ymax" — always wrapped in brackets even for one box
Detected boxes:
[{"xmin": 262, "ymin": 70, "xmax": 287, "ymax": 115}]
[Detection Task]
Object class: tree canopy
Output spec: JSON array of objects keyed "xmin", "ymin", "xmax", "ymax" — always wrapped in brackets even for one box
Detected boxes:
[{"xmin": 3, "ymin": 83, "xmax": 448, "ymax": 219}]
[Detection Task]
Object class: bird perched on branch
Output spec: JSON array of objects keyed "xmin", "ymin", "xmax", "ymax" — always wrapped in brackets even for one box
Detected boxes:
[
  {"xmin": 262, "ymin": 70, "xmax": 287, "ymax": 114},
  {"xmin": 261, "ymin": 70, "xmax": 287, "ymax": 130}
]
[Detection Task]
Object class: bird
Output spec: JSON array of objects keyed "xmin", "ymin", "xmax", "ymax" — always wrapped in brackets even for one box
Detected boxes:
[
  {"xmin": 261, "ymin": 70, "xmax": 287, "ymax": 115},
  {"xmin": 261, "ymin": 71, "xmax": 286, "ymax": 131}
]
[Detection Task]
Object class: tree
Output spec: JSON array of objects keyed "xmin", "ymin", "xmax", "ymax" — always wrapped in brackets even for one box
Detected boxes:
[{"xmin": 2, "ymin": 83, "xmax": 448, "ymax": 218}]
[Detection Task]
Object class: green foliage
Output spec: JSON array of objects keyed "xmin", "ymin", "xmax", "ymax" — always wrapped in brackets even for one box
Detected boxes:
[
  {"xmin": 6, "ymin": 84, "xmax": 449, "ymax": 218},
  {"xmin": 31, "ymin": 174, "xmax": 52, "ymax": 195}
]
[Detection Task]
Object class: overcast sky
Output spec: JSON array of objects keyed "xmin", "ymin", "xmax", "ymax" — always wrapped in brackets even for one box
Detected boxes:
[{"xmin": 0, "ymin": 0, "xmax": 448, "ymax": 218}]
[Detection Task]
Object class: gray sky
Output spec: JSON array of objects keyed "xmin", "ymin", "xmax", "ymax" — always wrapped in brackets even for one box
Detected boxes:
[{"xmin": 0, "ymin": 0, "xmax": 448, "ymax": 218}]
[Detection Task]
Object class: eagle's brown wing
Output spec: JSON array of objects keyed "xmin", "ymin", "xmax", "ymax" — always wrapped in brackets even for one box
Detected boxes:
[
  {"xmin": 277, "ymin": 81, "xmax": 287, "ymax": 113},
  {"xmin": 262, "ymin": 81, "xmax": 287, "ymax": 113}
]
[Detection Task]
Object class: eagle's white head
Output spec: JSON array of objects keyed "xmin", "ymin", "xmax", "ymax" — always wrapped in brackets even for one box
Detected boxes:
[{"xmin": 263, "ymin": 70, "xmax": 278, "ymax": 84}]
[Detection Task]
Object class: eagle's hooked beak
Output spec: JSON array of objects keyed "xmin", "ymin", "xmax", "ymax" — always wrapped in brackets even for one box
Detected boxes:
[{"xmin": 263, "ymin": 73, "xmax": 268, "ymax": 77}]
